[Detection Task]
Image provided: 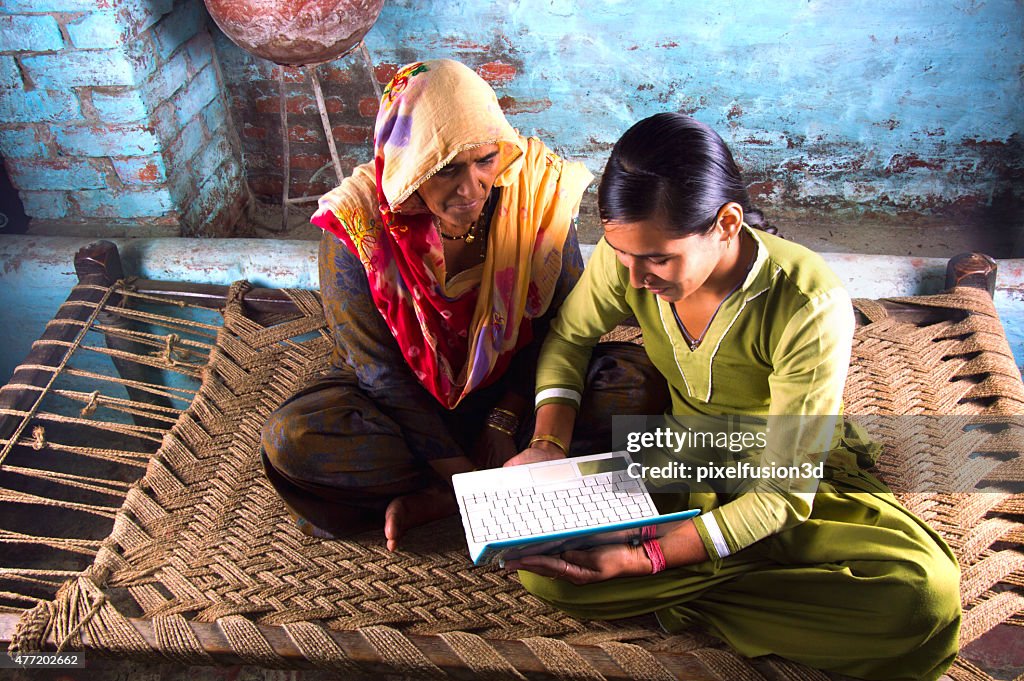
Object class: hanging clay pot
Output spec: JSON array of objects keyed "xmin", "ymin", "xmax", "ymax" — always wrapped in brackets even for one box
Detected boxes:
[{"xmin": 203, "ymin": 0, "xmax": 385, "ymax": 65}]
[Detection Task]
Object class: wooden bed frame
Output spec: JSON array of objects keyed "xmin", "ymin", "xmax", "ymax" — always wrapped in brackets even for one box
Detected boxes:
[{"xmin": 0, "ymin": 241, "xmax": 1019, "ymax": 680}]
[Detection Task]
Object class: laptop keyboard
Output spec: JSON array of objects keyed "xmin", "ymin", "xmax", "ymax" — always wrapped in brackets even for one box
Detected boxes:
[{"xmin": 460, "ymin": 470, "xmax": 654, "ymax": 543}]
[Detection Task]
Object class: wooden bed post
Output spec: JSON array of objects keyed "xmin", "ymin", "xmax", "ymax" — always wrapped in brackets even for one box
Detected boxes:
[{"xmin": 946, "ymin": 252, "xmax": 997, "ymax": 296}]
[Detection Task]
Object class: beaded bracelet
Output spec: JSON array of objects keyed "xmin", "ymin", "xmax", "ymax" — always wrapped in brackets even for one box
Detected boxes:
[{"xmin": 528, "ymin": 434, "xmax": 568, "ymax": 455}]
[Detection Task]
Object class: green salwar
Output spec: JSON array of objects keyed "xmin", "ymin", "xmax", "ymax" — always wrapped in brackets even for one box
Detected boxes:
[{"xmin": 519, "ymin": 449, "xmax": 960, "ymax": 680}]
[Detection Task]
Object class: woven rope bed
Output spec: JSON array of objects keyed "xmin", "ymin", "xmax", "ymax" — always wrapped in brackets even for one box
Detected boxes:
[{"xmin": 1, "ymin": 244, "xmax": 1022, "ymax": 680}]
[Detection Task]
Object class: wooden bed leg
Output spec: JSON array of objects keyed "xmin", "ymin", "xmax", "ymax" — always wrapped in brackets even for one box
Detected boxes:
[
  {"xmin": 74, "ymin": 242, "xmax": 176, "ymax": 429},
  {"xmin": 946, "ymin": 252, "xmax": 997, "ymax": 296}
]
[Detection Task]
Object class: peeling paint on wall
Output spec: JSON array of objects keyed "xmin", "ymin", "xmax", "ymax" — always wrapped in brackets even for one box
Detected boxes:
[{"xmin": 215, "ymin": 0, "xmax": 1024, "ymax": 233}]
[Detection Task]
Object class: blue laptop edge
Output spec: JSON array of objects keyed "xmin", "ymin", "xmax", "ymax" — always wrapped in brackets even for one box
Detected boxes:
[{"xmin": 472, "ymin": 509, "xmax": 700, "ymax": 565}]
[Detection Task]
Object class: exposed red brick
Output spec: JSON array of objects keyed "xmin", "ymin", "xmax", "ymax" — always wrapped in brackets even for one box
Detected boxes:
[
  {"xmin": 242, "ymin": 124, "xmax": 267, "ymax": 140},
  {"xmin": 963, "ymin": 138, "xmax": 1009, "ymax": 149},
  {"xmin": 137, "ymin": 162, "xmax": 160, "ymax": 182},
  {"xmin": 943, "ymin": 194, "xmax": 985, "ymax": 214},
  {"xmin": 727, "ymin": 103, "xmax": 743, "ymax": 121},
  {"xmin": 287, "ymin": 153, "xmax": 331, "ymax": 170},
  {"xmin": 279, "ymin": 66, "xmax": 305, "ymax": 83},
  {"xmin": 289, "ymin": 125, "xmax": 321, "ymax": 144},
  {"xmin": 318, "ymin": 64, "xmax": 354, "ymax": 83},
  {"xmin": 476, "ymin": 61, "xmax": 516, "ymax": 85},
  {"xmin": 374, "ymin": 63, "xmax": 399, "ymax": 84},
  {"xmin": 331, "ymin": 124, "xmax": 372, "ymax": 144},
  {"xmin": 323, "ymin": 97, "xmax": 344, "ymax": 114},
  {"xmin": 658, "ymin": 41, "xmax": 680, "ymax": 48},
  {"xmin": 359, "ymin": 96, "xmax": 380, "ymax": 118},
  {"xmin": 497, "ymin": 95, "xmax": 552, "ymax": 115},
  {"xmin": 248, "ymin": 175, "xmax": 280, "ymax": 196},
  {"xmin": 255, "ymin": 97, "xmax": 278, "ymax": 114},
  {"xmin": 746, "ymin": 181, "xmax": 777, "ymax": 200},
  {"xmin": 584, "ymin": 136, "xmax": 614, "ymax": 153},
  {"xmin": 292, "ymin": 95, "xmax": 319, "ymax": 115},
  {"xmin": 255, "ymin": 95, "xmax": 317, "ymax": 115}
]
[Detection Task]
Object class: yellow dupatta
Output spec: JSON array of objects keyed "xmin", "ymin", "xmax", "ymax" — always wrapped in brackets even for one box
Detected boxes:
[{"xmin": 311, "ymin": 59, "xmax": 592, "ymax": 408}]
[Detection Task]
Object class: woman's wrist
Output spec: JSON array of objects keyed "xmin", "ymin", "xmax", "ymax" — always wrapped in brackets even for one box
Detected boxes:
[
  {"xmin": 529, "ymin": 433, "xmax": 568, "ymax": 456},
  {"xmin": 654, "ymin": 519, "xmax": 710, "ymax": 567}
]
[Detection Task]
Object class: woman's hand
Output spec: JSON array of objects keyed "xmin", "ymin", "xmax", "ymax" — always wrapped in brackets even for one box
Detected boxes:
[
  {"xmin": 503, "ymin": 445, "xmax": 565, "ymax": 467},
  {"xmin": 504, "ymin": 543, "xmax": 653, "ymax": 584}
]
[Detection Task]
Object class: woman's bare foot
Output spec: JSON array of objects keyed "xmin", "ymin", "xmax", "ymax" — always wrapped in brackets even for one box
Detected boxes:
[{"xmin": 383, "ymin": 485, "xmax": 459, "ymax": 551}]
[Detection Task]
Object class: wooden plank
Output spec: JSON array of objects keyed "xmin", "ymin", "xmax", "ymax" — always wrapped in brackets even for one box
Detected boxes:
[
  {"xmin": 0, "ymin": 612, "xmax": 719, "ymax": 680},
  {"xmin": 130, "ymin": 279, "xmax": 302, "ymax": 315}
]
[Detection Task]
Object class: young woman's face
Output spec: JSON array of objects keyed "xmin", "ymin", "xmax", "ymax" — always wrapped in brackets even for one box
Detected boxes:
[
  {"xmin": 603, "ymin": 218, "xmax": 727, "ymax": 302},
  {"xmin": 417, "ymin": 144, "xmax": 502, "ymax": 229}
]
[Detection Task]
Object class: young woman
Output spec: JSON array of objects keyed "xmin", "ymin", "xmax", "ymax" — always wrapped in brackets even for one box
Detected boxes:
[
  {"xmin": 260, "ymin": 60, "xmax": 664, "ymax": 551},
  {"xmin": 504, "ymin": 113, "xmax": 960, "ymax": 681}
]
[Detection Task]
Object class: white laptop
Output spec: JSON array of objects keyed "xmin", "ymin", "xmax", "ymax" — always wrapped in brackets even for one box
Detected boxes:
[{"xmin": 452, "ymin": 451, "xmax": 698, "ymax": 565}]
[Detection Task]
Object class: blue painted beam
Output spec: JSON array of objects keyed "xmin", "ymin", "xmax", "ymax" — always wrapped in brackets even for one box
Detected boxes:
[{"xmin": 0, "ymin": 236, "xmax": 1021, "ymax": 385}]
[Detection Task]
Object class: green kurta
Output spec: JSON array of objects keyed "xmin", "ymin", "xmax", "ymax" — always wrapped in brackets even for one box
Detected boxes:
[{"xmin": 525, "ymin": 226, "xmax": 961, "ymax": 681}]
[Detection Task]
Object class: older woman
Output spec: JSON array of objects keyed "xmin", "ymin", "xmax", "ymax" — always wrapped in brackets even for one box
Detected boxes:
[
  {"xmin": 261, "ymin": 60, "xmax": 664, "ymax": 550},
  {"xmin": 505, "ymin": 113, "xmax": 960, "ymax": 681}
]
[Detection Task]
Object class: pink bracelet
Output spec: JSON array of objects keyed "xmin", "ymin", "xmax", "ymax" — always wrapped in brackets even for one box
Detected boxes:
[{"xmin": 642, "ymin": 538, "xmax": 666, "ymax": 574}]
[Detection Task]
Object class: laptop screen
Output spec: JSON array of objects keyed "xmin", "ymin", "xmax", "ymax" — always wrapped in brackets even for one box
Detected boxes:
[{"xmin": 577, "ymin": 456, "xmax": 629, "ymax": 476}]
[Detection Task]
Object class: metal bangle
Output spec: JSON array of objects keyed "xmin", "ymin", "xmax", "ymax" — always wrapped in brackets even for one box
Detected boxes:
[
  {"xmin": 486, "ymin": 421, "xmax": 514, "ymax": 436},
  {"xmin": 528, "ymin": 434, "xmax": 568, "ymax": 454},
  {"xmin": 486, "ymin": 409, "xmax": 519, "ymax": 434}
]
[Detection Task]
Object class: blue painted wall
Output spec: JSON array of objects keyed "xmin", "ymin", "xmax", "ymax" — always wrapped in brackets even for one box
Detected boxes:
[
  {"xmin": 370, "ymin": 0, "xmax": 1022, "ymax": 209},
  {"xmin": 220, "ymin": 0, "xmax": 1023, "ymax": 243}
]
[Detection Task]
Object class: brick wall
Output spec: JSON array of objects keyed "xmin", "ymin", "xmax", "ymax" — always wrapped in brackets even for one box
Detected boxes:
[
  {"xmin": 216, "ymin": 35, "xmax": 378, "ymax": 203},
  {"xmin": 217, "ymin": 35, "xmax": 523, "ymax": 207},
  {"xmin": 0, "ymin": 0, "xmax": 248, "ymax": 236}
]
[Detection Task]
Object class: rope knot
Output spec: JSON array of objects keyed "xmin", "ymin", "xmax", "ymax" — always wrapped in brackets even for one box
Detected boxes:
[
  {"xmin": 153, "ymin": 334, "xmax": 191, "ymax": 367},
  {"xmin": 31, "ymin": 426, "xmax": 46, "ymax": 450},
  {"xmin": 80, "ymin": 390, "xmax": 101, "ymax": 417}
]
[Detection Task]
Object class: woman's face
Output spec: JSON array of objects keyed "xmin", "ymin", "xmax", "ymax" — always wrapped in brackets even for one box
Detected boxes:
[
  {"xmin": 417, "ymin": 144, "xmax": 502, "ymax": 229},
  {"xmin": 603, "ymin": 218, "xmax": 728, "ymax": 303}
]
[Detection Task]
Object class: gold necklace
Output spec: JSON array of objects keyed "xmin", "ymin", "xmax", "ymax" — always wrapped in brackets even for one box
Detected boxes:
[{"xmin": 435, "ymin": 218, "xmax": 477, "ymax": 243}]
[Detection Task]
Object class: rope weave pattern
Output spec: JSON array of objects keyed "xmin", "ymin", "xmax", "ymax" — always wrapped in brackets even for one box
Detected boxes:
[{"xmin": 3, "ymin": 282, "xmax": 1022, "ymax": 680}]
